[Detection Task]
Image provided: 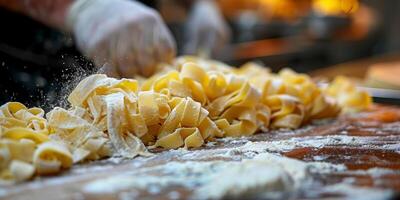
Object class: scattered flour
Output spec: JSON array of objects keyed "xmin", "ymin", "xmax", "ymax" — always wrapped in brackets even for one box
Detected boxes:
[
  {"xmin": 118, "ymin": 190, "xmax": 140, "ymax": 200},
  {"xmin": 319, "ymin": 183, "xmax": 393, "ymax": 200},
  {"xmin": 236, "ymin": 135, "xmax": 400, "ymax": 154},
  {"xmin": 3, "ymin": 127, "xmax": 398, "ymax": 199},
  {"xmin": 191, "ymin": 160, "xmax": 294, "ymax": 199},
  {"xmin": 81, "ymin": 152, "xmax": 350, "ymax": 199},
  {"xmin": 167, "ymin": 191, "xmax": 181, "ymax": 200},
  {"xmin": 205, "ymin": 141, "xmax": 217, "ymax": 147},
  {"xmin": 342, "ymin": 167, "xmax": 400, "ymax": 177},
  {"xmin": 216, "ymin": 136, "xmax": 249, "ymax": 144}
]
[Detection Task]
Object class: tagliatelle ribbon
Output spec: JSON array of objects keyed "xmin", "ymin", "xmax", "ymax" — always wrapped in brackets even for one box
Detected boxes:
[
  {"xmin": 103, "ymin": 92, "xmax": 149, "ymax": 158},
  {"xmin": 215, "ymin": 106, "xmax": 257, "ymax": 137},
  {"xmin": 152, "ymin": 97, "xmax": 220, "ymax": 149},
  {"xmin": 0, "ymin": 103, "xmax": 72, "ymax": 183},
  {"xmin": 0, "ymin": 102, "xmax": 48, "ymax": 134},
  {"xmin": 33, "ymin": 141, "xmax": 73, "ymax": 175},
  {"xmin": 68, "ymin": 74, "xmax": 139, "ymax": 107},
  {"xmin": 1, "ymin": 56, "xmax": 372, "ymax": 184},
  {"xmin": 61, "ymin": 75, "xmax": 150, "ymax": 158},
  {"xmin": 144, "ymin": 63, "xmax": 264, "ymax": 136},
  {"xmin": 263, "ymin": 95, "xmax": 305, "ymax": 129},
  {"xmin": 46, "ymin": 107, "xmax": 111, "ymax": 163},
  {"xmin": 324, "ymin": 76, "xmax": 371, "ymax": 113}
]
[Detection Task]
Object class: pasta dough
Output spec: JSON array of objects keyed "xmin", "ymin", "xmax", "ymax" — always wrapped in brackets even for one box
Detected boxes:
[{"xmin": 0, "ymin": 56, "xmax": 371, "ymax": 183}]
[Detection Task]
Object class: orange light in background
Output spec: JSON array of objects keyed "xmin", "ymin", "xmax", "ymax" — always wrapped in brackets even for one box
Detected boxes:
[
  {"xmin": 313, "ymin": 0, "xmax": 359, "ymax": 15},
  {"xmin": 217, "ymin": 0, "xmax": 260, "ymax": 18},
  {"xmin": 258, "ymin": 0, "xmax": 311, "ymax": 20},
  {"xmin": 259, "ymin": 0, "xmax": 297, "ymax": 20},
  {"xmin": 217, "ymin": 0, "xmax": 358, "ymax": 21}
]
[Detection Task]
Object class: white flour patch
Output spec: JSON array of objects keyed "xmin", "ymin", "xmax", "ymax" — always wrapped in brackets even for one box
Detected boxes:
[
  {"xmin": 192, "ymin": 161, "xmax": 294, "ymax": 199},
  {"xmin": 118, "ymin": 190, "xmax": 140, "ymax": 200},
  {"xmin": 320, "ymin": 183, "xmax": 393, "ymax": 200},
  {"xmin": 307, "ymin": 161, "xmax": 347, "ymax": 174},
  {"xmin": 236, "ymin": 135, "xmax": 400, "ymax": 155},
  {"xmin": 167, "ymin": 191, "xmax": 181, "ymax": 200},
  {"xmin": 81, "ymin": 152, "xmax": 349, "ymax": 199},
  {"xmin": 205, "ymin": 141, "xmax": 217, "ymax": 147},
  {"xmin": 0, "ymin": 189, "xmax": 6, "ymax": 198},
  {"xmin": 342, "ymin": 167, "xmax": 400, "ymax": 177},
  {"xmin": 216, "ymin": 136, "xmax": 249, "ymax": 145},
  {"xmin": 238, "ymin": 140, "xmax": 297, "ymax": 153},
  {"xmin": 82, "ymin": 161, "xmax": 223, "ymax": 194}
]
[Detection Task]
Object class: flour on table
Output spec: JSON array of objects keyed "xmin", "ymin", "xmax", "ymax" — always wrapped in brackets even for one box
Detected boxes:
[
  {"xmin": 319, "ymin": 183, "xmax": 393, "ymax": 200},
  {"xmin": 236, "ymin": 135, "xmax": 400, "ymax": 154},
  {"xmin": 192, "ymin": 160, "xmax": 295, "ymax": 199},
  {"xmin": 81, "ymin": 152, "xmax": 349, "ymax": 199}
]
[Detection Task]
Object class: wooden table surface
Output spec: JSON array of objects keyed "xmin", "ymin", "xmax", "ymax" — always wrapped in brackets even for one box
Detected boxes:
[
  {"xmin": 310, "ymin": 53, "xmax": 400, "ymax": 80},
  {"xmin": 2, "ymin": 104, "xmax": 400, "ymax": 200}
]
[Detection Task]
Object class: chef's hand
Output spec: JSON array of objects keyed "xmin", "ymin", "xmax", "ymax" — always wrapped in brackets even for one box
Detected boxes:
[
  {"xmin": 67, "ymin": 0, "xmax": 176, "ymax": 77},
  {"xmin": 183, "ymin": 0, "xmax": 231, "ymax": 58}
]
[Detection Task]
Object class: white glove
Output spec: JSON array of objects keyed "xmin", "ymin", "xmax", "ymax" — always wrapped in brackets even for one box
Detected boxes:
[
  {"xmin": 67, "ymin": 0, "xmax": 176, "ymax": 77},
  {"xmin": 183, "ymin": 0, "xmax": 231, "ymax": 58}
]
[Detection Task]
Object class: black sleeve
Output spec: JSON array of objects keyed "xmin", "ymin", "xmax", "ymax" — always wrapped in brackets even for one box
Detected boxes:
[
  {"xmin": 137, "ymin": 0, "xmax": 195, "ymax": 10},
  {"xmin": 137, "ymin": 0, "xmax": 157, "ymax": 8}
]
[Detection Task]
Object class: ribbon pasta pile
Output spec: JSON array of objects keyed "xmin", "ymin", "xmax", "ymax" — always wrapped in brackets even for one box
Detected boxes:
[
  {"xmin": 0, "ymin": 102, "xmax": 72, "ymax": 183},
  {"xmin": 0, "ymin": 56, "xmax": 371, "ymax": 183}
]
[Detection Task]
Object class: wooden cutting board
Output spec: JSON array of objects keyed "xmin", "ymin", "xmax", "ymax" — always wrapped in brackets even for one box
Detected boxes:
[{"xmin": 2, "ymin": 104, "xmax": 400, "ymax": 200}]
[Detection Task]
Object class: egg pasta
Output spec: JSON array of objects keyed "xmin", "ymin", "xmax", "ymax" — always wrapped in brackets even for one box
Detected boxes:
[{"xmin": 0, "ymin": 56, "xmax": 371, "ymax": 183}]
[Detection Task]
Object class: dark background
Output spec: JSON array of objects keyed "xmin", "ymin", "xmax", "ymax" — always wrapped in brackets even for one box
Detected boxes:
[{"xmin": 0, "ymin": 0, "xmax": 399, "ymax": 110}]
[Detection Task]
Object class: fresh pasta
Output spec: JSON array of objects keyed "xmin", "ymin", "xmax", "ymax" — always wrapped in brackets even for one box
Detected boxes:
[
  {"xmin": 324, "ymin": 76, "xmax": 371, "ymax": 113},
  {"xmin": 0, "ymin": 103, "xmax": 73, "ymax": 184},
  {"xmin": 0, "ymin": 56, "xmax": 371, "ymax": 183}
]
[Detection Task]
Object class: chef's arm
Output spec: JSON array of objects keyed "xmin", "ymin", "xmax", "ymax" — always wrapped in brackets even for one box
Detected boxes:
[
  {"xmin": 0, "ymin": 0, "xmax": 176, "ymax": 78},
  {"xmin": 0, "ymin": 0, "xmax": 73, "ymax": 29},
  {"xmin": 183, "ymin": 0, "xmax": 231, "ymax": 57}
]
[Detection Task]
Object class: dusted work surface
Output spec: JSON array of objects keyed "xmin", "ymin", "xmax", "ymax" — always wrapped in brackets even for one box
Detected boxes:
[{"xmin": 2, "ymin": 104, "xmax": 400, "ymax": 200}]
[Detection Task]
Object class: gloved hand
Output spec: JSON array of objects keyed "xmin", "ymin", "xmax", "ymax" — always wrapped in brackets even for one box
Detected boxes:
[
  {"xmin": 183, "ymin": 0, "xmax": 231, "ymax": 58},
  {"xmin": 67, "ymin": 0, "xmax": 176, "ymax": 77}
]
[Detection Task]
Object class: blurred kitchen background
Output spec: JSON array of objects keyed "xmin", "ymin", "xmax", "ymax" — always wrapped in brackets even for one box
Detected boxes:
[{"xmin": 0, "ymin": 0, "xmax": 400, "ymax": 109}]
